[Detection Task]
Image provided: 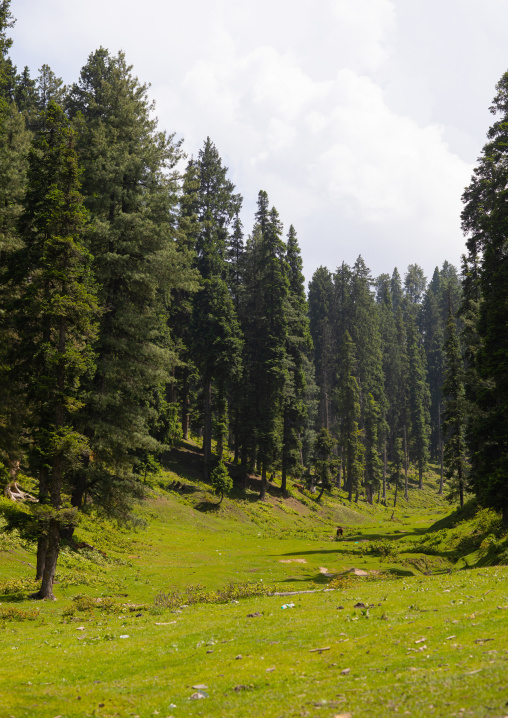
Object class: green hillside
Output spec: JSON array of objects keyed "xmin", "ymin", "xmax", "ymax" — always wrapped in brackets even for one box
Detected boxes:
[{"xmin": 1, "ymin": 443, "xmax": 508, "ymax": 717}]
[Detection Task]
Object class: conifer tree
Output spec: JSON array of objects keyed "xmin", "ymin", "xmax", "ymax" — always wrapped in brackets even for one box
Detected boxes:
[
  {"xmin": 336, "ymin": 332, "xmax": 363, "ymax": 501},
  {"xmin": 190, "ymin": 138, "xmax": 242, "ymax": 477},
  {"xmin": 364, "ymin": 393, "xmax": 383, "ymax": 503},
  {"xmin": 314, "ymin": 427, "xmax": 335, "ymax": 500},
  {"xmin": 460, "ymin": 68, "xmax": 508, "ymax": 524},
  {"xmin": 308, "ymin": 267, "xmax": 334, "ymax": 429},
  {"xmin": 391, "ymin": 438, "xmax": 405, "ymax": 508},
  {"xmin": 255, "ymin": 202, "xmax": 288, "ymax": 497},
  {"xmin": 0, "ymin": 0, "xmax": 31, "ymax": 474},
  {"xmin": 442, "ymin": 300, "xmax": 468, "ymax": 508},
  {"xmin": 7, "ymin": 103, "xmax": 98, "ymax": 598},
  {"xmin": 281, "ymin": 225, "xmax": 311, "ymax": 492},
  {"xmin": 66, "ymin": 49, "xmax": 197, "ymax": 511},
  {"xmin": 406, "ymin": 315, "xmax": 430, "ymax": 489}
]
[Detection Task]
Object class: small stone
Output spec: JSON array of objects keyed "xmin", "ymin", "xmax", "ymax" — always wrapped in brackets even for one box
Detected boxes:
[
  {"xmin": 235, "ymin": 654, "xmax": 243, "ymax": 660},
  {"xmin": 206, "ymin": 650, "xmax": 214, "ymax": 654},
  {"xmin": 337, "ymin": 606, "xmax": 345, "ymax": 610},
  {"xmin": 266, "ymin": 667, "xmax": 275, "ymax": 672},
  {"xmin": 192, "ymin": 684, "xmax": 208, "ymax": 690},
  {"xmin": 189, "ymin": 691, "xmax": 208, "ymax": 700},
  {"xmin": 340, "ymin": 668, "xmax": 350, "ymax": 675},
  {"xmin": 354, "ymin": 602, "xmax": 366, "ymax": 608},
  {"xmin": 247, "ymin": 612, "xmax": 261, "ymax": 617}
]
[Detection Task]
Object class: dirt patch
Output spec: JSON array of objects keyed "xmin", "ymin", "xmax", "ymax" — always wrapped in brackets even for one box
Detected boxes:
[{"xmin": 279, "ymin": 559, "xmax": 307, "ymax": 564}]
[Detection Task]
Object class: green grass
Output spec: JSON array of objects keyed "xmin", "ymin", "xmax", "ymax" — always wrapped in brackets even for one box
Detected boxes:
[{"xmin": 1, "ymin": 445, "xmax": 508, "ymax": 717}]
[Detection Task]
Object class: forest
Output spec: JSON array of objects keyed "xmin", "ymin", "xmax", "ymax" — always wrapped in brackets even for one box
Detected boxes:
[{"xmin": 1, "ymin": 0, "xmax": 507, "ymax": 605}]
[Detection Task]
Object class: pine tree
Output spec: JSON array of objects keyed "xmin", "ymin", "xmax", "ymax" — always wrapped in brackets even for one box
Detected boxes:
[
  {"xmin": 66, "ymin": 49, "xmax": 197, "ymax": 512},
  {"xmin": 308, "ymin": 266, "xmax": 334, "ymax": 429},
  {"xmin": 391, "ymin": 437, "xmax": 405, "ymax": 508},
  {"xmin": 6, "ymin": 103, "xmax": 98, "ymax": 598},
  {"xmin": 281, "ymin": 225, "xmax": 311, "ymax": 492},
  {"xmin": 0, "ymin": 0, "xmax": 31, "ymax": 476},
  {"xmin": 255, "ymin": 202, "xmax": 288, "ymax": 498},
  {"xmin": 442, "ymin": 299, "xmax": 468, "ymax": 508},
  {"xmin": 189, "ymin": 138, "xmax": 242, "ymax": 477},
  {"xmin": 314, "ymin": 427, "xmax": 335, "ymax": 500},
  {"xmin": 173, "ymin": 159, "xmax": 201, "ymax": 441},
  {"xmin": 336, "ymin": 332, "xmax": 363, "ymax": 501},
  {"xmin": 460, "ymin": 68, "xmax": 508, "ymax": 524},
  {"xmin": 406, "ymin": 315, "xmax": 430, "ymax": 489},
  {"xmin": 364, "ymin": 393, "xmax": 383, "ymax": 503}
]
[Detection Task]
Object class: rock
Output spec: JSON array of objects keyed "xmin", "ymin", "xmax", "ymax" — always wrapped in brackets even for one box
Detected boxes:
[
  {"xmin": 337, "ymin": 606, "xmax": 345, "ymax": 610},
  {"xmin": 189, "ymin": 691, "xmax": 208, "ymax": 700},
  {"xmin": 235, "ymin": 654, "xmax": 243, "ymax": 660},
  {"xmin": 192, "ymin": 684, "xmax": 208, "ymax": 690},
  {"xmin": 247, "ymin": 612, "xmax": 261, "ymax": 617},
  {"xmin": 340, "ymin": 668, "xmax": 351, "ymax": 675},
  {"xmin": 354, "ymin": 602, "xmax": 366, "ymax": 608},
  {"xmin": 266, "ymin": 667, "xmax": 275, "ymax": 672},
  {"xmin": 350, "ymin": 568, "xmax": 369, "ymax": 576}
]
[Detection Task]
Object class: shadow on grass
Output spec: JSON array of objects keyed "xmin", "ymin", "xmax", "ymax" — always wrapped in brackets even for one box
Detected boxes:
[
  {"xmin": 0, "ymin": 593, "xmax": 28, "ymax": 603},
  {"xmin": 194, "ymin": 501, "xmax": 221, "ymax": 512}
]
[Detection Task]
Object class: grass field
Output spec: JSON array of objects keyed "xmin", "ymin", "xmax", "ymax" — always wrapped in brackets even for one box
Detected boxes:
[{"xmin": 1, "ymin": 442, "xmax": 508, "ymax": 718}]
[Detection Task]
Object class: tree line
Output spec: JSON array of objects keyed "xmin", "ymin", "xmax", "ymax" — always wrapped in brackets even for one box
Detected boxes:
[{"xmin": 1, "ymin": 2, "xmax": 508, "ymax": 598}]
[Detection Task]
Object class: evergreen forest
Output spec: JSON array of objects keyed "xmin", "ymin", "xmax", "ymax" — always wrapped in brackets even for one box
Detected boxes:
[{"xmin": 1, "ymin": 0, "xmax": 508, "ymax": 609}]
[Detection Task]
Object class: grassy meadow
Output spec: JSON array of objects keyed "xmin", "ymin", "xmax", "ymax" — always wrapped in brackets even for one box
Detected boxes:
[{"xmin": 1, "ymin": 442, "xmax": 508, "ymax": 718}]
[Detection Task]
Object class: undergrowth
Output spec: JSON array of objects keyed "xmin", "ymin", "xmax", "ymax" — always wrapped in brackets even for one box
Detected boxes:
[{"xmin": 154, "ymin": 581, "xmax": 275, "ymax": 609}]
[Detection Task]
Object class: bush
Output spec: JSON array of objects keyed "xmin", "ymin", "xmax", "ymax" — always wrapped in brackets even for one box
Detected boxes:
[
  {"xmin": 367, "ymin": 539, "xmax": 400, "ymax": 560},
  {"xmin": 210, "ymin": 461, "xmax": 232, "ymax": 504},
  {"xmin": 154, "ymin": 581, "xmax": 273, "ymax": 609}
]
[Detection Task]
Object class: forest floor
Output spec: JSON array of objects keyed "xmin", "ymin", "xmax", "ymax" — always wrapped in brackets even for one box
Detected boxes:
[{"xmin": 1, "ymin": 441, "xmax": 508, "ymax": 718}]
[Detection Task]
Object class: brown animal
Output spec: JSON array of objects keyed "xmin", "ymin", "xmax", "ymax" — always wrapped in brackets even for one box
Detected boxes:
[{"xmin": 336, "ymin": 526, "xmax": 344, "ymax": 538}]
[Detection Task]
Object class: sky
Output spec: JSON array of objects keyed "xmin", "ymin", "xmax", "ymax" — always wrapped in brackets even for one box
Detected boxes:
[{"xmin": 9, "ymin": 0, "xmax": 508, "ymax": 285}]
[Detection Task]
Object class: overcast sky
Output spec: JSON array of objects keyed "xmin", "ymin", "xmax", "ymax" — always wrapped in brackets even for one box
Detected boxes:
[{"xmin": 9, "ymin": 0, "xmax": 508, "ymax": 285}]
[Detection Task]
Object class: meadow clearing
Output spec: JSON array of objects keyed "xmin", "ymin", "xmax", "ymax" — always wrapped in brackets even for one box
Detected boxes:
[{"xmin": 1, "ymin": 443, "xmax": 507, "ymax": 718}]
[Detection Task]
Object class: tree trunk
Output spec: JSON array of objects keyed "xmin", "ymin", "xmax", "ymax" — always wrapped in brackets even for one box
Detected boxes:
[
  {"xmin": 259, "ymin": 464, "xmax": 267, "ymax": 500},
  {"xmin": 438, "ymin": 401, "xmax": 444, "ymax": 495},
  {"xmin": 182, "ymin": 368, "xmax": 190, "ymax": 441},
  {"xmin": 35, "ymin": 466, "xmax": 50, "ymax": 580},
  {"xmin": 458, "ymin": 463, "xmax": 464, "ymax": 508},
  {"xmin": 203, "ymin": 376, "xmax": 212, "ymax": 480},
  {"xmin": 404, "ymin": 425, "xmax": 409, "ymax": 501},
  {"xmin": 234, "ymin": 407, "xmax": 239, "ymax": 464},
  {"xmin": 281, "ymin": 463, "xmax": 287, "ymax": 494},
  {"xmin": 382, "ymin": 444, "xmax": 387, "ymax": 504},
  {"xmin": 393, "ymin": 481, "xmax": 398, "ymax": 508},
  {"xmin": 418, "ymin": 465, "xmax": 423, "ymax": 490},
  {"xmin": 35, "ymin": 518, "xmax": 59, "ymax": 600},
  {"xmin": 317, "ymin": 484, "xmax": 325, "ymax": 501},
  {"xmin": 36, "ymin": 534, "xmax": 48, "ymax": 582}
]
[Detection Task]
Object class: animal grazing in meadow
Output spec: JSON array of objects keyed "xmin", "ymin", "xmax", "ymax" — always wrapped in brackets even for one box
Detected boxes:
[{"xmin": 336, "ymin": 526, "xmax": 344, "ymax": 538}]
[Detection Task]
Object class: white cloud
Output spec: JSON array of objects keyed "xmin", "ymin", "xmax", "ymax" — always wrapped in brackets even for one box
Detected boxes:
[{"xmin": 10, "ymin": 0, "xmax": 483, "ymax": 281}]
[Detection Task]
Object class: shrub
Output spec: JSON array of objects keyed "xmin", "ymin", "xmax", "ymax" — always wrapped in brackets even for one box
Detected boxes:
[
  {"xmin": 367, "ymin": 539, "xmax": 400, "ymax": 560},
  {"xmin": 210, "ymin": 461, "xmax": 232, "ymax": 504},
  {"xmin": 154, "ymin": 581, "xmax": 273, "ymax": 609}
]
